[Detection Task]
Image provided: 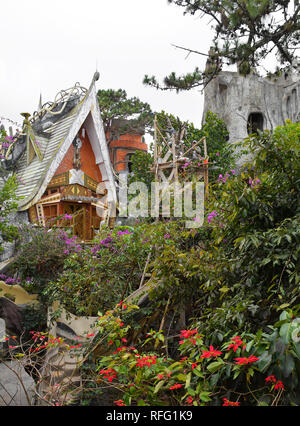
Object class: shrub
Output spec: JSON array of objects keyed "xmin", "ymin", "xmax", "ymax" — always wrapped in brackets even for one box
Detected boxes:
[
  {"xmin": 11, "ymin": 224, "xmax": 76, "ymax": 300},
  {"xmin": 46, "ymin": 225, "xmax": 153, "ymax": 316}
]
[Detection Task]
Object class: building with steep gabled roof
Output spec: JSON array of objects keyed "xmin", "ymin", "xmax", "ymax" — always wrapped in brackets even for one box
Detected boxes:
[{"xmin": 2, "ymin": 73, "xmax": 118, "ymax": 245}]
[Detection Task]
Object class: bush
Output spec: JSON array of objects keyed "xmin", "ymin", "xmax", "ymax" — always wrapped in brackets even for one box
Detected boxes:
[
  {"xmin": 46, "ymin": 225, "xmax": 153, "ymax": 316},
  {"xmin": 83, "ymin": 304, "xmax": 300, "ymax": 406},
  {"xmin": 11, "ymin": 224, "xmax": 77, "ymax": 300}
]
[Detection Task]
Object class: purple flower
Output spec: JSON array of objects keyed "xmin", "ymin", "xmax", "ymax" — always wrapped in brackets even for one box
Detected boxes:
[
  {"xmin": 64, "ymin": 214, "xmax": 72, "ymax": 220},
  {"xmin": 99, "ymin": 237, "xmax": 113, "ymax": 246},
  {"xmin": 5, "ymin": 277, "xmax": 16, "ymax": 284},
  {"xmin": 182, "ymin": 162, "xmax": 191, "ymax": 169},
  {"xmin": 249, "ymin": 178, "xmax": 261, "ymax": 188},
  {"xmin": 164, "ymin": 233, "xmax": 170, "ymax": 239},
  {"xmin": 117, "ymin": 229, "xmax": 132, "ymax": 236},
  {"xmin": 208, "ymin": 210, "xmax": 218, "ymax": 224}
]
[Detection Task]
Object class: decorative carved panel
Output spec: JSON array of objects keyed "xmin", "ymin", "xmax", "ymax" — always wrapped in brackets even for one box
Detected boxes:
[
  {"xmin": 48, "ymin": 172, "xmax": 69, "ymax": 188},
  {"xmin": 62, "ymin": 184, "xmax": 90, "ymax": 197}
]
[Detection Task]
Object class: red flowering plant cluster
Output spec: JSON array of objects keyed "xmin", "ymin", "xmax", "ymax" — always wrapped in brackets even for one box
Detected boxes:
[
  {"xmin": 81, "ymin": 302, "xmax": 296, "ymax": 406},
  {"xmin": 4, "ymin": 330, "xmax": 94, "ymax": 358},
  {"xmin": 93, "ymin": 305, "xmax": 243, "ymax": 405}
]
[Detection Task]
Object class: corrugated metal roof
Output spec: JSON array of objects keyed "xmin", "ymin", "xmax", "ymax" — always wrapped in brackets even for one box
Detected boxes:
[
  {"xmin": 15, "ymin": 104, "xmax": 79, "ymax": 207},
  {"xmin": 11, "ymin": 73, "xmax": 117, "ymax": 212}
]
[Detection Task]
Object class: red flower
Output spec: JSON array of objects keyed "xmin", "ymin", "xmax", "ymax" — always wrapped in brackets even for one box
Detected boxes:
[
  {"xmin": 227, "ymin": 336, "xmax": 246, "ymax": 352},
  {"xmin": 223, "ymin": 398, "xmax": 240, "ymax": 406},
  {"xmin": 201, "ymin": 345, "xmax": 223, "ymax": 358},
  {"xmin": 180, "ymin": 329, "xmax": 198, "ymax": 339},
  {"xmin": 191, "ymin": 363, "xmax": 198, "ymax": 370},
  {"xmin": 113, "ymin": 346, "xmax": 127, "ymax": 353},
  {"xmin": 114, "ymin": 400, "xmax": 125, "ymax": 406},
  {"xmin": 99, "ymin": 368, "xmax": 117, "ymax": 382},
  {"xmin": 265, "ymin": 375, "xmax": 277, "ymax": 383},
  {"xmin": 234, "ymin": 355, "xmax": 259, "ymax": 365},
  {"xmin": 136, "ymin": 355, "xmax": 157, "ymax": 368},
  {"xmin": 169, "ymin": 383, "xmax": 182, "ymax": 390},
  {"xmin": 274, "ymin": 381, "xmax": 285, "ymax": 390},
  {"xmin": 186, "ymin": 396, "xmax": 193, "ymax": 405}
]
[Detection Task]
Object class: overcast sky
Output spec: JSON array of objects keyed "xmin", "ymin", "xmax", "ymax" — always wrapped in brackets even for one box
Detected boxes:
[{"xmin": 0, "ymin": 0, "xmax": 216, "ymax": 134}]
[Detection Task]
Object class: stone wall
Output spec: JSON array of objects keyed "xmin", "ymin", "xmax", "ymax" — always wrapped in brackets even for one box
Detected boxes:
[
  {"xmin": 202, "ymin": 64, "xmax": 300, "ymax": 151},
  {"xmin": 0, "ymin": 211, "xmax": 29, "ymax": 262}
]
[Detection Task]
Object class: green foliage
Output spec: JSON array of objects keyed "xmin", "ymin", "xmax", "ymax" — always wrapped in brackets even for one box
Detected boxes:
[
  {"xmin": 11, "ymin": 225, "xmax": 71, "ymax": 299},
  {"xmin": 0, "ymin": 127, "xmax": 20, "ymax": 252},
  {"xmin": 86, "ymin": 304, "xmax": 300, "ymax": 406},
  {"xmin": 47, "ymin": 226, "xmax": 152, "ymax": 316},
  {"xmin": 97, "ymin": 88, "xmax": 153, "ymax": 136},
  {"xmin": 129, "ymin": 110, "xmax": 233, "ymax": 187},
  {"xmin": 145, "ymin": 1, "xmax": 299, "ymax": 90},
  {"xmin": 6, "ymin": 120, "xmax": 299, "ymax": 406},
  {"xmin": 128, "ymin": 150, "xmax": 154, "ymax": 189},
  {"xmin": 145, "ymin": 121, "xmax": 299, "ymax": 338},
  {"xmin": 0, "ymin": 175, "xmax": 19, "ymax": 250}
]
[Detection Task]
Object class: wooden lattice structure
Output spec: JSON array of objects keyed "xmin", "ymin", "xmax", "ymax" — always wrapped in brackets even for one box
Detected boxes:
[{"xmin": 151, "ymin": 115, "xmax": 209, "ymax": 211}]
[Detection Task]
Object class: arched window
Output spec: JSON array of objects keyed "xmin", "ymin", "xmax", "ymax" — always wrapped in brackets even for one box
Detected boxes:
[
  {"xmin": 247, "ymin": 112, "xmax": 264, "ymax": 135},
  {"xmin": 219, "ymin": 83, "xmax": 228, "ymax": 105},
  {"xmin": 126, "ymin": 153, "xmax": 134, "ymax": 173},
  {"xmin": 286, "ymin": 96, "xmax": 292, "ymax": 119}
]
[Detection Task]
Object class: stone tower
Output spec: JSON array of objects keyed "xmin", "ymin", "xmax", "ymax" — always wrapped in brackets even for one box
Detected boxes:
[{"xmin": 202, "ymin": 60, "xmax": 300, "ymax": 150}]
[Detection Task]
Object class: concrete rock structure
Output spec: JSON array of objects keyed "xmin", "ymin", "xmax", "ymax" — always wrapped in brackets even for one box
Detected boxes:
[{"xmin": 202, "ymin": 61, "xmax": 300, "ymax": 153}]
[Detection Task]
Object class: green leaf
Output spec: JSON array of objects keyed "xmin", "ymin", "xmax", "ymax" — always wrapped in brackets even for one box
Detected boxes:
[
  {"xmin": 257, "ymin": 351, "xmax": 272, "ymax": 373},
  {"xmin": 282, "ymin": 354, "xmax": 295, "ymax": 378},
  {"xmin": 219, "ymin": 286, "xmax": 230, "ymax": 293},
  {"xmin": 280, "ymin": 323, "xmax": 293, "ymax": 344},
  {"xmin": 192, "ymin": 369, "xmax": 204, "ymax": 378},
  {"xmin": 176, "ymin": 373, "xmax": 187, "ymax": 382},
  {"xmin": 199, "ymin": 391, "xmax": 211, "ymax": 402},
  {"xmin": 154, "ymin": 380, "xmax": 165, "ymax": 394},
  {"xmin": 185, "ymin": 372, "xmax": 191, "ymax": 389},
  {"xmin": 207, "ymin": 360, "xmax": 224, "ymax": 373}
]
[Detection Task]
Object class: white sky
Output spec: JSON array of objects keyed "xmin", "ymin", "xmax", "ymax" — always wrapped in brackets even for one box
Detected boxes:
[{"xmin": 0, "ymin": 0, "xmax": 215, "ymax": 133}]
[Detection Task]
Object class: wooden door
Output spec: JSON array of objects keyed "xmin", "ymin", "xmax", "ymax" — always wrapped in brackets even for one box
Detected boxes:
[{"xmin": 63, "ymin": 202, "xmax": 89, "ymax": 241}]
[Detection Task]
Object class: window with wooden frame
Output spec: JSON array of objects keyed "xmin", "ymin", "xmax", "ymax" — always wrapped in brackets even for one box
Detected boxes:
[{"xmin": 43, "ymin": 204, "xmax": 58, "ymax": 224}]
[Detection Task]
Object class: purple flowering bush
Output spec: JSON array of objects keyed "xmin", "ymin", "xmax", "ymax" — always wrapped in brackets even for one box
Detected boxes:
[
  {"xmin": 46, "ymin": 225, "xmax": 154, "ymax": 316},
  {"xmin": 11, "ymin": 224, "xmax": 77, "ymax": 298}
]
